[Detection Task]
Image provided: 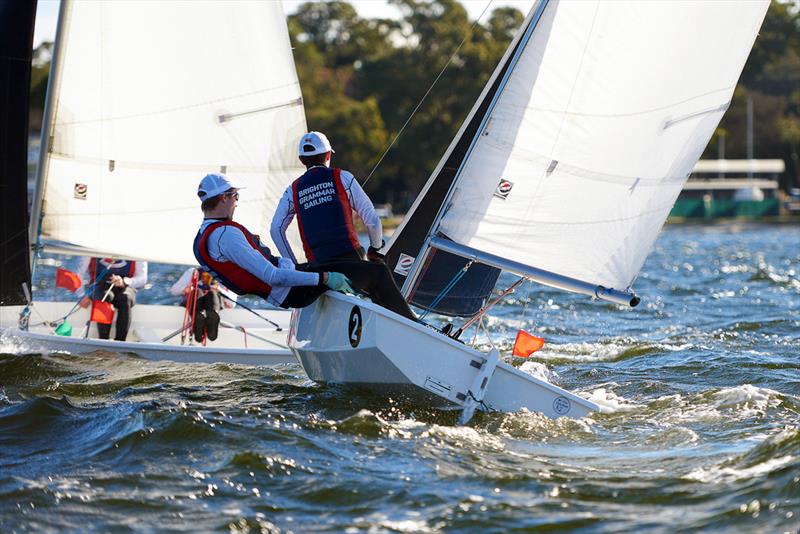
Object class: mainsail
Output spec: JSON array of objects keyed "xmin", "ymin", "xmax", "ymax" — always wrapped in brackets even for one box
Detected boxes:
[
  {"xmin": 32, "ymin": 0, "xmax": 307, "ymax": 265},
  {"xmin": 389, "ymin": 0, "xmax": 769, "ymax": 311}
]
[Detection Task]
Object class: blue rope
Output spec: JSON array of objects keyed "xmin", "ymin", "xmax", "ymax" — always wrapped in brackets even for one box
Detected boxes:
[
  {"xmin": 56, "ymin": 266, "xmax": 110, "ymax": 323},
  {"xmin": 418, "ymin": 261, "xmax": 473, "ymax": 321}
]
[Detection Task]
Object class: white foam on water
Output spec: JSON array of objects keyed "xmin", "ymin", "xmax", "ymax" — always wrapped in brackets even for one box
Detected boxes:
[
  {"xmin": 379, "ymin": 519, "xmax": 433, "ymax": 533},
  {"xmin": 711, "ymin": 384, "xmax": 782, "ymax": 417},
  {"xmin": 683, "ymin": 455, "xmax": 795, "ymax": 484},
  {"xmin": 535, "ymin": 341, "xmax": 623, "ymax": 363},
  {"xmin": 0, "ymin": 329, "xmax": 35, "ymax": 355},
  {"xmin": 425, "ymin": 424, "xmax": 505, "ymax": 451},
  {"xmin": 581, "ymin": 388, "xmax": 643, "ymax": 414},
  {"xmin": 518, "ymin": 360, "xmax": 557, "ymax": 383},
  {"xmin": 649, "ymin": 385, "xmax": 784, "ymax": 425},
  {"xmin": 720, "ymin": 263, "xmax": 753, "ymax": 274},
  {"xmin": 534, "ymin": 339, "xmax": 690, "ymax": 364}
]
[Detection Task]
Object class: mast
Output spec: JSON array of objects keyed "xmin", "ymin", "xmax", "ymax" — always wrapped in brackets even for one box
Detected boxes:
[{"xmin": 29, "ymin": 0, "xmax": 72, "ymax": 271}]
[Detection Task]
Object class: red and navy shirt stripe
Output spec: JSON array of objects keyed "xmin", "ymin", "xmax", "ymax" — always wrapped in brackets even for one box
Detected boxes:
[
  {"xmin": 89, "ymin": 258, "xmax": 135, "ymax": 300},
  {"xmin": 193, "ymin": 220, "xmax": 279, "ymax": 298},
  {"xmin": 291, "ymin": 167, "xmax": 360, "ymax": 264}
]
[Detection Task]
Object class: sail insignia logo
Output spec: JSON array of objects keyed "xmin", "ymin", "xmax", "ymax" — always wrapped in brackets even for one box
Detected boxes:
[
  {"xmin": 394, "ymin": 253, "xmax": 415, "ymax": 276},
  {"xmin": 74, "ymin": 183, "xmax": 88, "ymax": 200},
  {"xmin": 494, "ymin": 179, "xmax": 514, "ymax": 200}
]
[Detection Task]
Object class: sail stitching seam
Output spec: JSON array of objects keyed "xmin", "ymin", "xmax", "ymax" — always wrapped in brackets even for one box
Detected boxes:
[{"xmin": 56, "ymin": 84, "xmax": 301, "ymax": 126}]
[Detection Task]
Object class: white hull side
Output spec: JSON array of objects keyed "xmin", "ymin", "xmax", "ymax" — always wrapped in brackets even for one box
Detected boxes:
[
  {"xmin": 289, "ymin": 292, "xmax": 598, "ymax": 419},
  {"xmin": 0, "ymin": 302, "xmax": 295, "ymax": 366}
]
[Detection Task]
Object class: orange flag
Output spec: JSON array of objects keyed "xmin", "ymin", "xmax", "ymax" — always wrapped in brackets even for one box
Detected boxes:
[
  {"xmin": 55, "ymin": 268, "xmax": 82, "ymax": 292},
  {"xmin": 90, "ymin": 300, "xmax": 115, "ymax": 324},
  {"xmin": 512, "ymin": 329, "xmax": 545, "ymax": 357}
]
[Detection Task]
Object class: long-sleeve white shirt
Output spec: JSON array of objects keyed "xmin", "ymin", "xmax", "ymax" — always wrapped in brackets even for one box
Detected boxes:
[
  {"xmin": 199, "ymin": 219, "xmax": 320, "ymax": 307},
  {"xmin": 270, "ymin": 166, "xmax": 383, "ymax": 263},
  {"xmin": 169, "ymin": 267, "xmax": 237, "ymax": 308},
  {"xmin": 75, "ymin": 257, "xmax": 148, "ymax": 291}
]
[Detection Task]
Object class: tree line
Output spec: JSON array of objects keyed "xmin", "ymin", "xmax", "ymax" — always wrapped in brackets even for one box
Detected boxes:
[{"xmin": 29, "ymin": 0, "xmax": 800, "ymax": 208}]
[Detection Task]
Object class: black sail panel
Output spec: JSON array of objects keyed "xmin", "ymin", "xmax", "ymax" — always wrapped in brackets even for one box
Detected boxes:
[
  {"xmin": 0, "ymin": 0, "xmax": 36, "ymax": 305},
  {"xmin": 405, "ymin": 242, "xmax": 501, "ymax": 317}
]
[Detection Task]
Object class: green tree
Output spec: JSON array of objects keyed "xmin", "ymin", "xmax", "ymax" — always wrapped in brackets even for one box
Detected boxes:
[
  {"xmin": 354, "ymin": 0, "xmax": 522, "ymax": 204},
  {"xmin": 704, "ymin": 2, "xmax": 800, "ymax": 189},
  {"xmin": 289, "ymin": 3, "xmax": 391, "ymax": 182}
]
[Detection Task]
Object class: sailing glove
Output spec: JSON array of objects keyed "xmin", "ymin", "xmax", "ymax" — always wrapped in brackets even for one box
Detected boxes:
[
  {"xmin": 367, "ymin": 239, "xmax": 385, "ymax": 263},
  {"xmin": 325, "ymin": 272, "xmax": 355, "ymax": 294}
]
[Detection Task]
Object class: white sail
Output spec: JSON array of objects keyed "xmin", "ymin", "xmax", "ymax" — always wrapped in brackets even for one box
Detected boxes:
[
  {"xmin": 37, "ymin": 0, "xmax": 307, "ymax": 265},
  {"xmin": 436, "ymin": 0, "xmax": 768, "ymax": 291}
]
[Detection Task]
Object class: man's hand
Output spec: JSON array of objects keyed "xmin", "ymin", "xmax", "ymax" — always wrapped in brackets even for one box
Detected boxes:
[
  {"xmin": 367, "ymin": 240, "xmax": 385, "ymax": 263},
  {"xmin": 79, "ymin": 296, "xmax": 91, "ymax": 309},
  {"xmin": 325, "ymin": 272, "xmax": 355, "ymax": 293},
  {"xmin": 110, "ymin": 274, "xmax": 125, "ymax": 288}
]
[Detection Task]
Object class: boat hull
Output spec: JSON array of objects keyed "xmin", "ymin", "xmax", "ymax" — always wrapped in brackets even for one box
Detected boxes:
[
  {"xmin": 0, "ymin": 302, "xmax": 296, "ymax": 366},
  {"xmin": 288, "ymin": 292, "xmax": 598, "ymax": 419}
]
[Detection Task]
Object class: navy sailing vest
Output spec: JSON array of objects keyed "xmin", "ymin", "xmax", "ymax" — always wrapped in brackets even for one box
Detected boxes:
[
  {"xmin": 89, "ymin": 258, "xmax": 136, "ymax": 300},
  {"xmin": 193, "ymin": 220, "xmax": 280, "ymax": 298},
  {"xmin": 291, "ymin": 167, "xmax": 360, "ymax": 264}
]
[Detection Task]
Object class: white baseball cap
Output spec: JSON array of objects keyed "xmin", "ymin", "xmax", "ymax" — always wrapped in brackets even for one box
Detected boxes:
[
  {"xmin": 298, "ymin": 131, "xmax": 335, "ymax": 156},
  {"xmin": 197, "ymin": 173, "xmax": 246, "ymax": 202}
]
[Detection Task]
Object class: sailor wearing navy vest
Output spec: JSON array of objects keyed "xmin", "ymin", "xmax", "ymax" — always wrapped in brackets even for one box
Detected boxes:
[
  {"xmin": 269, "ymin": 132, "xmax": 416, "ymax": 321},
  {"xmin": 271, "ymin": 131, "xmax": 384, "ymax": 264},
  {"xmin": 193, "ymin": 173, "xmax": 353, "ymax": 310},
  {"xmin": 76, "ymin": 257, "xmax": 148, "ymax": 341}
]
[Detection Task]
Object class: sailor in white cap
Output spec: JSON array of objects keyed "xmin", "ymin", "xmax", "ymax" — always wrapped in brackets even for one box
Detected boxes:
[
  {"xmin": 270, "ymin": 131, "xmax": 384, "ymax": 264},
  {"xmin": 268, "ymin": 133, "xmax": 416, "ymax": 321},
  {"xmin": 193, "ymin": 172, "xmax": 354, "ymax": 309}
]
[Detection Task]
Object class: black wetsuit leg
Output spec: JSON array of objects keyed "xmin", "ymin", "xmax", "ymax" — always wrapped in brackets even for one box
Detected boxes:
[
  {"xmin": 112, "ymin": 286, "xmax": 136, "ymax": 341},
  {"xmin": 308, "ymin": 259, "xmax": 416, "ymax": 321},
  {"xmin": 279, "ymin": 285, "xmax": 328, "ymax": 309}
]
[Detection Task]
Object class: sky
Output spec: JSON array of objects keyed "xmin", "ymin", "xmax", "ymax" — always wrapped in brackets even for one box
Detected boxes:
[{"xmin": 33, "ymin": 0, "xmax": 536, "ymax": 47}]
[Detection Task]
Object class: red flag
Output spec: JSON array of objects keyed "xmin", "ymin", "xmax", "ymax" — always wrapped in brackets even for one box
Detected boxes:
[
  {"xmin": 55, "ymin": 268, "xmax": 81, "ymax": 292},
  {"xmin": 90, "ymin": 300, "xmax": 115, "ymax": 324},
  {"xmin": 512, "ymin": 329, "xmax": 545, "ymax": 357}
]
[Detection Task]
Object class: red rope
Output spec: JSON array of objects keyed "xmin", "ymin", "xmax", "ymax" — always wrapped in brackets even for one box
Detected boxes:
[
  {"xmin": 459, "ymin": 277, "xmax": 526, "ymax": 332},
  {"xmin": 181, "ymin": 270, "xmax": 201, "ymax": 344}
]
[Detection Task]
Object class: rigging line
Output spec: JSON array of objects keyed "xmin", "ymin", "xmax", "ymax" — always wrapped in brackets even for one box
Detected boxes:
[
  {"xmin": 459, "ymin": 276, "xmax": 526, "ymax": 332},
  {"xmin": 360, "ymin": 0, "xmax": 495, "ymax": 188},
  {"xmin": 418, "ymin": 260, "xmax": 474, "ymax": 321}
]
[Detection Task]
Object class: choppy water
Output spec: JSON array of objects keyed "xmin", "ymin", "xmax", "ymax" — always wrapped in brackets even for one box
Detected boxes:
[{"xmin": 1, "ymin": 223, "xmax": 799, "ymax": 532}]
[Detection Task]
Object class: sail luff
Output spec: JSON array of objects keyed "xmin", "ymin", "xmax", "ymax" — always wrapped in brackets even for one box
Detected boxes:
[
  {"xmin": 386, "ymin": 2, "xmax": 545, "ymax": 254},
  {"xmin": 383, "ymin": 2, "xmax": 554, "ymax": 316},
  {"xmin": 29, "ymin": 0, "xmax": 72, "ymax": 268},
  {"xmin": 399, "ymin": 0, "xmax": 551, "ymax": 296}
]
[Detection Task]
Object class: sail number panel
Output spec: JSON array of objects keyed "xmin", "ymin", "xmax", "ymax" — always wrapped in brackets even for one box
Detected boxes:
[{"xmin": 348, "ymin": 306, "xmax": 362, "ymax": 348}]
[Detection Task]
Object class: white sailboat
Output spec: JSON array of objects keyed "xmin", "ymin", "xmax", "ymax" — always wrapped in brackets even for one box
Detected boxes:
[
  {"xmin": 289, "ymin": 0, "xmax": 770, "ymax": 423},
  {"xmin": 1, "ymin": 0, "xmax": 307, "ymax": 365}
]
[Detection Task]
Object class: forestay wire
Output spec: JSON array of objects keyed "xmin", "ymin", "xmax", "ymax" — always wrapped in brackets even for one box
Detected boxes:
[{"xmin": 360, "ymin": 0, "xmax": 495, "ymax": 188}]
